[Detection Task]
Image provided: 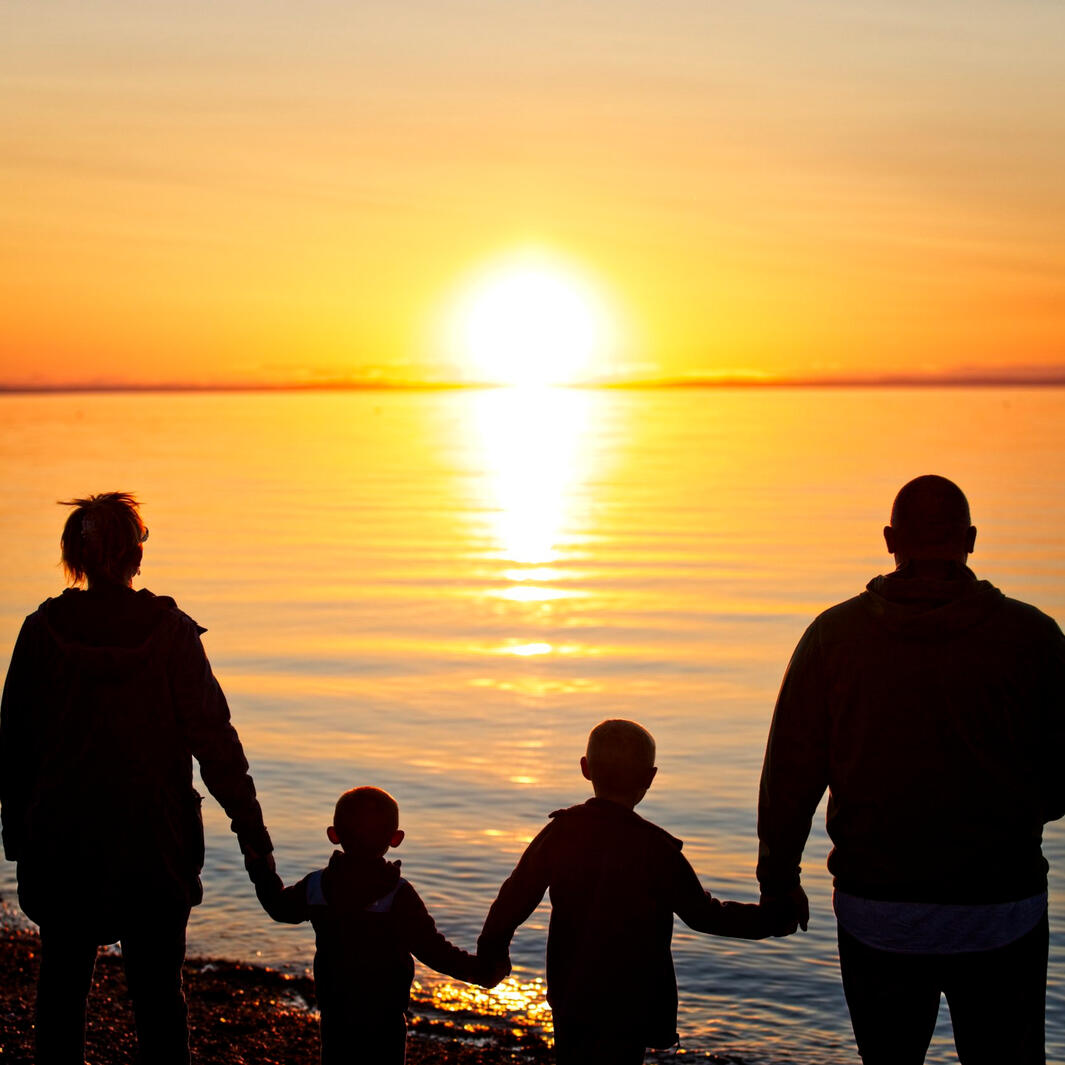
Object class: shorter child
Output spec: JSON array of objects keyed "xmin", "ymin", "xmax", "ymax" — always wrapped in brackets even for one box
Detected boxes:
[
  {"xmin": 477, "ymin": 720, "xmax": 793, "ymax": 1065},
  {"xmin": 251, "ymin": 786, "xmax": 504, "ymax": 1064}
]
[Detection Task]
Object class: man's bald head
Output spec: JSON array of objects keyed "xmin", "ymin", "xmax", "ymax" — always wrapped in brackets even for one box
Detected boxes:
[{"xmin": 885, "ymin": 475, "xmax": 976, "ymax": 564}]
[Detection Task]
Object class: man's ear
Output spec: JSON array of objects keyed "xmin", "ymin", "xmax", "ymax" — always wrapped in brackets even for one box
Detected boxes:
[
  {"xmin": 883, "ymin": 525, "xmax": 897, "ymax": 555},
  {"xmin": 580, "ymin": 755, "xmax": 592, "ymax": 781},
  {"xmin": 327, "ymin": 825, "xmax": 340, "ymax": 845},
  {"xmin": 966, "ymin": 526, "xmax": 977, "ymax": 554},
  {"xmin": 390, "ymin": 829, "xmax": 405, "ymax": 849},
  {"xmin": 644, "ymin": 765, "xmax": 658, "ymax": 790}
]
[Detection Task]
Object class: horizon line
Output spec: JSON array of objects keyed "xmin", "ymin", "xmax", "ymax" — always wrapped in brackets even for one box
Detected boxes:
[{"xmin": 4, "ymin": 372, "xmax": 1065, "ymax": 395}]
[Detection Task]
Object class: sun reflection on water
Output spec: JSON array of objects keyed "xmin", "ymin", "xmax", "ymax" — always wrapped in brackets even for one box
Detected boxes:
[
  {"xmin": 469, "ymin": 387, "xmax": 594, "ymax": 575},
  {"xmin": 499, "ymin": 641, "xmax": 554, "ymax": 657},
  {"xmin": 493, "ymin": 584, "xmax": 578, "ymax": 603},
  {"xmin": 419, "ymin": 974, "xmax": 554, "ymax": 1034}
]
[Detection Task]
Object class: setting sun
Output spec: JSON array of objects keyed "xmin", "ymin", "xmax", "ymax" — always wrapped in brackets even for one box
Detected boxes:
[{"xmin": 443, "ymin": 251, "xmax": 619, "ymax": 386}]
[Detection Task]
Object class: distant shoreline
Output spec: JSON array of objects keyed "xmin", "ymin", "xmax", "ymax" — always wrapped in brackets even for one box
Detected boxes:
[{"xmin": 3, "ymin": 376, "xmax": 1065, "ymax": 395}]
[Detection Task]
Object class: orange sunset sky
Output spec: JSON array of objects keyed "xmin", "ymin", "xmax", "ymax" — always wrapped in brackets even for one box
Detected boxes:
[{"xmin": 2, "ymin": 2, "xmax": 1064, "ymax": 389}]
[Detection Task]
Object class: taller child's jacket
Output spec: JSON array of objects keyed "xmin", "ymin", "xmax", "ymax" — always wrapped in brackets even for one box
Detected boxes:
[{"xmin": 477, "ymin": 797, "xmax": 772, "ymax": 1050}]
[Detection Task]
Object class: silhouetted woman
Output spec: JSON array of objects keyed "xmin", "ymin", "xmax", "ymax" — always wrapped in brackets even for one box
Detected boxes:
[{"xmin": 0, "ymin": 492, "xmax": 273, "ymax": 1064}]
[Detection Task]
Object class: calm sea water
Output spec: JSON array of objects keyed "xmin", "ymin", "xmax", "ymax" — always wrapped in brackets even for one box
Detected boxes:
[{"xmin": 2, "ymin": 387, "xmax": 1064, "ymax": 1064}]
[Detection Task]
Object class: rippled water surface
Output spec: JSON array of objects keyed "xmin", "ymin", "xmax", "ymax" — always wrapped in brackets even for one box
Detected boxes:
[{"xmin": 2, "ymin": 387, "xmax": 1064, "ymax": 1063}]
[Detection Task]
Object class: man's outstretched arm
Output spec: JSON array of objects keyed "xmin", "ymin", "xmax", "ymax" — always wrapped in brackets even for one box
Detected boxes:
[{"xmin": 757, "ymin": 621, "xmax": 830, "ymax": 924}]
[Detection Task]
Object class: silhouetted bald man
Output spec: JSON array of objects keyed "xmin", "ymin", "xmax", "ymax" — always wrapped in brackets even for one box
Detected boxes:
[{"xmin": 757, "ymin": 475, "xmax": 1065, "ymax": 1065}]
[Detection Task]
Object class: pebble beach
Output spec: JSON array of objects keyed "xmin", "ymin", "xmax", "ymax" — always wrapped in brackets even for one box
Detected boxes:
[{"xmin": 0, "ymin": 926, "xmax": 558, "ymax": 1065}]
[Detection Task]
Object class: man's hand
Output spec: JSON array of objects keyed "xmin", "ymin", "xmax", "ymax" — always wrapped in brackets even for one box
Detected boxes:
[
  {"xmin": 477, "ymin": 950, "xmax": 512, "ymax": 988},
  {"xmin": 760, "ymin": 884, "xmax": 810, "ymax": 933}
]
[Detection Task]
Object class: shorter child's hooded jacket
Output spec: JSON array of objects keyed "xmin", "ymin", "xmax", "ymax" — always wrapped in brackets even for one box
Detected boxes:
[{"xmin": 257, "ymin": 850, "xmax": 482, "ymax": 1016}]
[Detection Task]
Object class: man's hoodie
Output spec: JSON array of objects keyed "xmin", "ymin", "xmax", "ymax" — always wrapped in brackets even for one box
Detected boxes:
[
  {"xmin": 255, "ymin": 849, "xmax": 483, "ymax": 1015},
  {"xmin": 757, "ymin": 565, "xmax": 1065, "ymax": 904},
  {"xmin": 0, "ymin": 586, "xmax": 270, "ymax": 934}
]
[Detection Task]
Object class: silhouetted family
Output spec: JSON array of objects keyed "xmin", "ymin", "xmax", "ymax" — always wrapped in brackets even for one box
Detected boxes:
[{"xmin": 1, "ymin": 477, "xmax": 1063, "ymax": 1065}]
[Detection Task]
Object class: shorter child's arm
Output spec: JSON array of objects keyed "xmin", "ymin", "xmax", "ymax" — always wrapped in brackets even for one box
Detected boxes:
[
  {"xmin": 400, "ymin": 884, "xmax": 497, "ymax": 987},
  {"xmin": 247, "ymin": 860, "xmax": 313, "ymax": 925},
  {"xmin": 476, "ymin": 825, "xmax": 553, "ymax": 969},
  {"xmin": 671, "ymin": 851, "xmax": 793, "ymax": 940}
]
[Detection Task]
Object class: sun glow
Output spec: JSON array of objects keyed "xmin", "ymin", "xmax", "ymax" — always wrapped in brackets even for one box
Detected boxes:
[{"xmin": 444, "ymin": 251, "xmax": 619, "ymax": 386}]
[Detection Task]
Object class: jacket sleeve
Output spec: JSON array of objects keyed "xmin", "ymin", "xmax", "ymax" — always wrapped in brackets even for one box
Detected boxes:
[
  {"xmin": 756, "ymin": 620, "xmax": 831, "ymax": 897},
  {"xmin": 0, "ymin": 618, "xmax": 40, "ymax": 862},
  {"xmin": 1038, "ymin": 617, "xmax": 1065, "ymax": 823},
  {"xmin": 255, "ymin": 870, "xmax": 313, "ymax": 925},
  {"xmin": 477, "ymin": 823, "xmax": 553, "ymax": 963},
  {"xmin": 670, "ymin": 849, "xmax": 773, "ymax": 939},
  {"xmin": 399, "ymin": 883, "xmax": 484, "ymax": 985},
  {"xmin": 168, "ymin": 617, "xmax": 272, "ymax": 858}
]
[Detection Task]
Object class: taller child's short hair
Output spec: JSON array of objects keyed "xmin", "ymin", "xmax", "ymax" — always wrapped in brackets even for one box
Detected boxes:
[
  {"xmin": 333, "ymin": 787, "xmax": 400, "ymax": 855},
  {"xmin": 60, "ymin": 492, "xmax": 147, "ymax": 587},
  {"xmin": 586, "ymin": 719, "xmax": 656, "ymax": 793}
]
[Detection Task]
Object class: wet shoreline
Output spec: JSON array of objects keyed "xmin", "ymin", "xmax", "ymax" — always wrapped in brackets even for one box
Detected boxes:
[{"xmin": 0, "ymin": 926, "xmax": 557, "ymax": 1064}]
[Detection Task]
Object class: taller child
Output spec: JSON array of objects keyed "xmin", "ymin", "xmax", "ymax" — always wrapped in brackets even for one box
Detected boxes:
[{"xmin": 479, "ymin": 719, "xmax": 790, "ymax": 1065}]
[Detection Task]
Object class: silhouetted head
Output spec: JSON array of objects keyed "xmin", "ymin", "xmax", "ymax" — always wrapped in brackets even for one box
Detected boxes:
[
  {"xmin": 580, "ymin": 719, "xmax": 658, "ymax": 809},
  {"xmin": 327, "ymin": 786, "xmax": 404, "ymax": 857},
  {"xmin": 884, "ymin": 475, "xmax": 976, "ymax": 566},
  {"xmin": 60, "ymin": 492, "xmax": 148, "ymax": 589}
]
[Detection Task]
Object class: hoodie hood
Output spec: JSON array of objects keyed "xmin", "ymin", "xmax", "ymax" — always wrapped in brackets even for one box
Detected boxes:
[
  {"xmin": 320, "ymin": 849, "xmax": 402, "ymax": 912},
  {"xmin": 860, "ymin": 564, "xmax": 1004, "ymax": 640},
  {"xmin": 34, "ymin": 586, "xmax": 197, "ymax": 680},
  {"xmin": 550, "ymin": 797, "xmax": 684, "ymax": 851}
]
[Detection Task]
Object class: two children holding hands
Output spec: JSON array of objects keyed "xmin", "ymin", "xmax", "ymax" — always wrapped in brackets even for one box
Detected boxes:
[{"xmin": 250, "ymin": 719, "xmax": 794, "ymax": 1065}]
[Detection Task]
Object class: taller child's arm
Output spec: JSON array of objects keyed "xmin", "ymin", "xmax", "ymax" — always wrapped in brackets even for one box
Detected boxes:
[
  {"xmin": 477, "ymin": 823, "xmax": 553, "ymax": 961},
  {"xmin": 670, "ymin": 849, "xmax": 775, "ymax": 940}
]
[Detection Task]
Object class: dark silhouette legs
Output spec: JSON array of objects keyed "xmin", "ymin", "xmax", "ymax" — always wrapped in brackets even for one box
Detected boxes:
[
  {"xmin": 120, "ymin": 908, "xmax": 191, "ymax": 1065},
  {"xmin": 35, "ymin": 907, "xmax": 191, "ymax": 1065},
  {"xmin": 319, "ymin": 1010, "xmax": 407, "ymax": 1064},
  {"xmin": 552, "ymin": 1015, "xmax": 646, "ymax": 1065},
  {"xmin": 36, "ymin": 928, "xmax": 97, "ymax": 1064},
  {"xmin": 839, "ymin": 912, "xmax": 1048, "ymax": 1065}
]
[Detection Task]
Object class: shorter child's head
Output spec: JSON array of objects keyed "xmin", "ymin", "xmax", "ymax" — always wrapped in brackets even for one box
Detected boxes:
[
  {"xmin": 581, "ymin": 719, "xmax": 657, "ymax": 808},
  {"xmin": 326, "ymin": 786, "xmax": 404, "ymax": 857}
]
